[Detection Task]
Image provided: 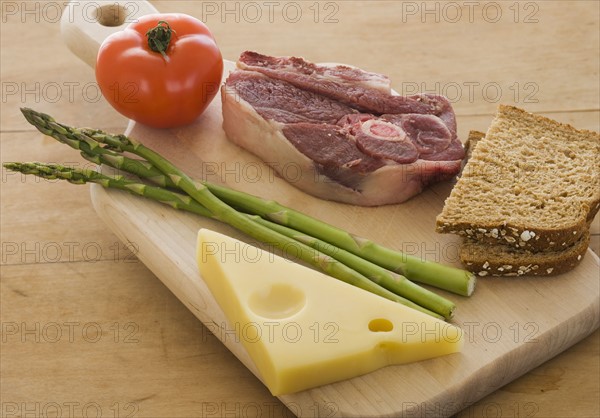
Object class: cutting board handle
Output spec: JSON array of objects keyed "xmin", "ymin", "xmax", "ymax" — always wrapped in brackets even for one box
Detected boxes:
[{"xmin": 60, "ymin": 0, "xmax": 158, "ymax": 69}]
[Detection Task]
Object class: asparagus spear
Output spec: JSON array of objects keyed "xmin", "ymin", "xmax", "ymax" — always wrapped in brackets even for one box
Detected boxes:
[
  {"xmin": 247, "ymin": 215, "xmax": 455, "ymax": 317},
  {"xmin": 209, "ymin": 184, "xmax": 476, "ymax": 296},
  {"xmin": 3, "ymin": 162, "xmax": 204, "ymax": 213},
  {"xmin": 20, "ymin": 107, "xmax": 474, "ymax": 297},
  {"xmin": 4, "ymin": 161, "xmax": 447, "ymax": 319},
  {"xmin": 94, "ymin": 135, "xmax": 459, "ymax": 318},
  {"xmin": 19, "ymin": 108, "xmax": 459, "ymax": 318}
]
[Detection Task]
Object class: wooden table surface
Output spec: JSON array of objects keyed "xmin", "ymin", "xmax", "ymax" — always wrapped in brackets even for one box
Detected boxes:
[{"xmin": 1, "ymin": 1, "xmax": 598, "ymax": 417}]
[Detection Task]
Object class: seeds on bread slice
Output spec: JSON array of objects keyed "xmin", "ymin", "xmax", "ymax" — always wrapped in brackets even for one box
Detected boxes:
[
  {"xmin": 460, "ymin": 231, "xmax": 590, "ymax": 277},
  {"xmin": 437, "ymin": 105, "xmax": 600, "ymax": 251}
]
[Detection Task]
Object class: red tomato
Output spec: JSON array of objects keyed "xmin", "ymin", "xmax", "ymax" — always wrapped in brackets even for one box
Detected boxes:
[{"xmin": 96, "ymin": 13, "xmax": 223, "ymax": 129}]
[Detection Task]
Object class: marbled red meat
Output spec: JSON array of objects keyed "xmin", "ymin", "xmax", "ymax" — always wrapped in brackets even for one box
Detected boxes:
[
  {"xmin": 238, "ymin": 51, "xmax": 457, "ymax": 134},
  {"xmin": 224, "ymin": 71, "xmax": 357, "ymax": 124},
  {"xmin": 221, "ymin": 52, "xmax": 465, "ymax": 206}
]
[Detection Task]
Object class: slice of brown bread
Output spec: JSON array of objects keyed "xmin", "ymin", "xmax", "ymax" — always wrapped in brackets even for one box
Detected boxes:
[
  {"xmin": 437, "ymin": 105, "xmax": 600, "ymax": 251},
  {"xmin": 458, "ymin": 129, "xmax": 592, "ymax": 276},
  {"xmin": 460, "ymin": 231, "xmax": 590, "ymax": 277}
]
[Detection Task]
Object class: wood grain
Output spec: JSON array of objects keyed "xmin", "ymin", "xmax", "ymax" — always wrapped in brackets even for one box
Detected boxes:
[
  {"xmin": 87, "ymin": 62, "xmax": 600, "ymax": 415},
  {"xmin": 1, "ymin": 1, "xmax": 598, "ymax": 417}
]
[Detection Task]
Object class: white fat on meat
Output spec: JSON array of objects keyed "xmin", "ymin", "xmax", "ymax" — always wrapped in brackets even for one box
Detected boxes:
[{"xmin": 221, "ymin": 85, "xmax": 462, "ymax": 206}]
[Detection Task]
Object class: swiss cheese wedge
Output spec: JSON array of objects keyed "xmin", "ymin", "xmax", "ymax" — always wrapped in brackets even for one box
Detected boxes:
[{"xmin": 196, "ymin": 228, "xmax": 463, "ymax": 395}]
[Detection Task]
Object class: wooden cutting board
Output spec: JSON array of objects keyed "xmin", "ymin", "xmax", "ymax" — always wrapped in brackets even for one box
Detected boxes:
[{"xmin": 62, "ymin": 1, "xmax": 600, "ymax": 416}]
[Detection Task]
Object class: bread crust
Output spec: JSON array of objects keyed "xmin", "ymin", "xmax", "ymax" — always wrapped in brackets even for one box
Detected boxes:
[
  {"xmin": 460, "ymin": 232, "xmax": 591, "ymax": 277},
  {"xmin": 436, "ymin": 216, "xmax": 591, "ymax": 252}
]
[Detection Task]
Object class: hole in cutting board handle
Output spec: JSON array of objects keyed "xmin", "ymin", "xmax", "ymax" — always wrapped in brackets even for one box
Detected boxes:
[{"xmin": 94, "ymin": 4, "xmax": 128, "ymax": 27}]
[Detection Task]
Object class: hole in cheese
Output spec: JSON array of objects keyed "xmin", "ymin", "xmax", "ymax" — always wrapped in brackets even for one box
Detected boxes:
[
  {"xmin": 368, "ymin": 318, "xmax": 394, "ymax": 332},
  {"xmin": 248, "ymin": 283, "xmax": 306, "ymax": 319}
]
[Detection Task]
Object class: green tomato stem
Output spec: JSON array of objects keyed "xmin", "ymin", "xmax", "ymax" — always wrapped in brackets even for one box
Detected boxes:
[{"xmin": 146, "ymin": 20, "xmax": 174, "ymax": 60}]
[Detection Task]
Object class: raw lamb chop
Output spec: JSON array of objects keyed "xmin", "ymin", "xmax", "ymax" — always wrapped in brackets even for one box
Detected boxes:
[{"xmin": 221, "ymin": 52, "xmax": 465, "ymax": 206}]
